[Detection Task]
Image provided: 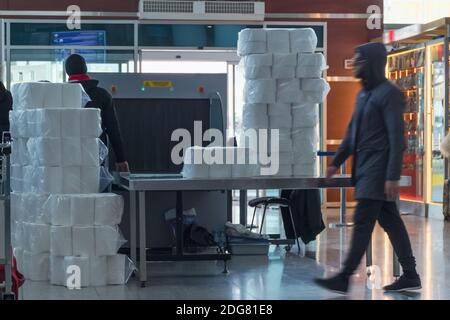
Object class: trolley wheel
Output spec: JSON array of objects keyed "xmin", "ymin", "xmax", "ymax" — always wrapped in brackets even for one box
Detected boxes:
[{"xmin": 284, "ymin": 245, "xmax": 292, "ymax": 252}]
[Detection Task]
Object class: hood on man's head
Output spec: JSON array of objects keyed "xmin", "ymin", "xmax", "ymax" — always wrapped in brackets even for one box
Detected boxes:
[{"xmin": 355, "ymin": 42, "xmax": 387, "ymax": 90}]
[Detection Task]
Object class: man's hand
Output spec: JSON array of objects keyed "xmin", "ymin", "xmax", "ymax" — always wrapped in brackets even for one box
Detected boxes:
[
  {"xmin": 116, "ymin": 161, "xmax": 130, "ymax": 173},
  {"xmin": 385, "ymin": 180, "xmax": 400, "ymax": 201},
  {"xmin": 326, "ymin": 166, "xmax": 339, "ymax": 179}
]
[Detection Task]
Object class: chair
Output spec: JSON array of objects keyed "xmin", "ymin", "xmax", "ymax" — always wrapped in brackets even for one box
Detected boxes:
[{"xmin": 248, "ymin": 197, "xmax": 301, "ymax": 254}]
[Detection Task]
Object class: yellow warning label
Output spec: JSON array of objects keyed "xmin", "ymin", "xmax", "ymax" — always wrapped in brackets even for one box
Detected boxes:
[{"xmin": 143, "ymin": 80, "xmax": 173, "ymax": 88}]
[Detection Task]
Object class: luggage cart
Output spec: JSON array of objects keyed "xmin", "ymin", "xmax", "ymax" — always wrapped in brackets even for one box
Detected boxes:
[{"xmin": 0, "ymin": 133, "xmax": 14, "ymax": 300}]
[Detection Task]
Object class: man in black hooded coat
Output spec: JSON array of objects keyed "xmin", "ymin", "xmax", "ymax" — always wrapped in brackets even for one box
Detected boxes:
[{"xmin": 314, "ymin": 43, "xmax": 421, "ymax": 294}]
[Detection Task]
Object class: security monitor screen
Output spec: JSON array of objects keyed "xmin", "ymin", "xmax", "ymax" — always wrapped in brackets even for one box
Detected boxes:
[{"xmin": 113, "ymin": 99, "xmax": 210, "ymax": 173}]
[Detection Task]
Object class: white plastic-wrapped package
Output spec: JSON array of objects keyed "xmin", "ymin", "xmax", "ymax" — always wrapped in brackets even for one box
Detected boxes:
[
  {"xmin": 81, "ymin": 138, "xmax": 100, "ymax": 166},
  {"xmin": 81, "ymin": 166, "xmax": 101, "ymax": 193},
  {"xmin": 62, "ymin": 138, "xmax": 82, "ymax": 166},
  {"xmin": 209, "ymin": 164, "xmax": 232, "ymax": 178},
  {"xmin": 50, "ymin": 225, "xmax": 73, "ymax": 256},
  {"xmin": 243, "ymin": 65, "xmax": 272, "ymax": 79},
  {"xmin": 293, "ymin": 163, "xmax": 317, "ymax": 177},
  {"xmin": 297, "ymin": 66, "xmax": 324, "ymax": 79},
  {"xmin": 42, "ymin": 83, "xmax": 63, "ymax": 109},
  {"xmin": 297, "ymin": 53, "xmax": 327, "ymax": 78},
  {"xmin": 267, "ymin": 29, "xmax": 290, "ymax": 54},
  {"xmin": 107, "ymin": 254, "xmax": 136, "ymax": 285},
  {"xmin": 238, "ymin": 41, "xmax": 267, "ymax": 56},
  {"xmin": 33, "ymin": 109, "xmax": 61, "ymax": 137},
  {"xmin": 11, "ymin": 138, "xmax": 30, "ymax": 165},
  {"xmin": 94, "ymin": 193, "xmax": 124, "ymax": 226},
  {"xmin": 23, "ymin": 251, "xmax": 50, "ymax": 281},
  {"xmin": 293, "ymin": 150, "xmax": 317, "ymax": 165},
  {"xmin": 12, "ymin": 82, "xmax": 84, "ymax": 109},
  {"xmin": 27, "ymin": 138, "xmax": 62, "ymax": 166},
  {"xmin": 9, "ymin": 110, "xmax": 29, "ymax": 138},
  {"xmin": 292, "ymin": 104, "xmax": 319, "ymax": 128},
  {"xmin": 229, "ymin": 147, "xmax": 259, "ymax": 178},
  {"xmin": 269, "ymin": 113, "xmax": 292, "ymax": 129},
  {"xmin": 203, "ymin": 147, "xmax": 233, "ymax": 179},
  {"xmin": 70, "ymin": 195, "xmax": 95, "ymax": 226},
  {"xmin": 73, "ymin": 226, "xmax": 95, "ymax": 256},
  {"xmin": 12, "ymin": 221, "xmax": 25, "ymax": 249},
  {"xmin": 47, "ymin": 194, "xmax": 71, "ymax": 226},
  {"xmin": 244, "ymin": 80, "xmax": 276, "ymax": 104},
  {"xmin": 80, "ymin": 108, "xmax": 102, "ymax": 138},
  {"xmin": 33, "ymin": 166, "xmax": 63, "ymax": 194},
  {"xmin": 182, "ymin": 147, "xmax": 209, "ymax": 179},
  {"xmin": 237, "ymin": 29, "xmax": 267, "ymax": 56},
  {"xmin": 239, "ymin": 28, "xmax": 267, "ymax": 42},
  {"xmin": 272, "ymin": 53, "xmax": 297, "ymax": 79},
  {"xmin": 276, "ymin": 79, "xmax": 301, "ymax": 103},
  {"xmin": 61, "ymin": 109, "xmax": 81, "ymax": 137},
  {"xmin": 292, "ymin": 127, "xmax": 318, "ymax": 152},
  {"xmin": 300, "ymin": 79, "xmax": 331, "ymax": 104},
  {"xmin": 181, "ymin": 164, "xmax": 209, "ymax": 179},
  {"xmin": 62, "ymin": 83, "xmax": 83, "ymax": 108},
  {"xmin": 297, "ymin": 53, "xmax": 326, "ymax": 67},
  {"xmin": 95, "ymin": 225, "xmax": 125, "ymax": 256},
  {"xmin": 242, "ymin": 53, "xmax": 273, "ymax": 67},
  {"xmin": 21, "ymin": 193, "xmax": 51, "ymax": 224},
  {"xmin": 12, "ymin": 82, "xmax": 47, "ymax": 109},
  {"xmin": 34, "ymin": 193, "xmax": 51, "ymax": 224},
  {"xmin": 269, "ymin": 136, "xmax": 293, "ymax": 153},
  {"xmin": 24, "ymin": 222, "xmax": 50, "ymax": 254},
  {"xmin": 50, "ymin": 255, "xmax": 65, "ymax": 286},
  {"xmin": 22, "ymin": 166, "xmax": 34, "ymax": 193},
  {"xmin": 10, "ymin": 83, "xmax": 22, "ymax": 109},
  {"xmin": 10, "ymin": 164, "xmax": 23, "ymax": 192},
  {"xmin": 242, "ymin": 104, "xmax": 268, "ymax": 130},
  {"xmin": 64, "ymin": 256, "xmax": 90, "ymax": 288},
  {"xmin": 268, "ymin": 103, "xmax": 291, "ymax": 116},
  {"xmin": 241, "ymin": 53, "xmax": 273, "ymax": 79},
  {"xmin": 290, "ymin": 28, "xmax": 318, "ymax": 53},
  {"xmin": 90, "ymin": 256, "xmax": 108, "ymax": 287},
  {"xmin": 10, "ymin": 192, "xmax": 22, "ymax": 222},
  {"xmin": 231, "ymin": 163, "xmax": 260, "ymax": 178},
  {"xmin": 63, "ymin": 166, "xmax": 81, "ymax": 194}
]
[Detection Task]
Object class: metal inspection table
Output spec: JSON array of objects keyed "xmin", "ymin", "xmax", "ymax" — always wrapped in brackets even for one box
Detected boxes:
[{"xmin": 120, "ymin": 174, "xmax": 354, "ymax": 287}]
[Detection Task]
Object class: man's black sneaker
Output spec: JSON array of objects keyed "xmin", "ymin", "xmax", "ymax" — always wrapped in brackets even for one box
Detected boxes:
[
  {"xmin": 383, "ymin": 275, "xmax": 422, "ymax": 292},
  {"xmin": 314, "ymin": 274, "xmax": 350, "ymax": 294}
]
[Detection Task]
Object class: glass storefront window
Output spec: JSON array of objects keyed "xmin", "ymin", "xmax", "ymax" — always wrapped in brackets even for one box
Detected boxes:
[
  {"xmin": 388, "ymin": 48, "xmax": 426, "ymax": 201},
  {"xmin": 10, "ymin": 49, "xmax": 134, "ymax": 85},
  {"xmin": 429, "ymin": 44, "xmax": 445, "ymax": 202},
  {"xmin": 10, "ymin": 50, "xmax": 64, "ymax": 84}
]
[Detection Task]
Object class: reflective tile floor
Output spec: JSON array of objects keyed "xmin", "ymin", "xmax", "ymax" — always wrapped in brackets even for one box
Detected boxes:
[{"xmin": 20, "ymin": 209, "xmax": 450, "ymax": 300}]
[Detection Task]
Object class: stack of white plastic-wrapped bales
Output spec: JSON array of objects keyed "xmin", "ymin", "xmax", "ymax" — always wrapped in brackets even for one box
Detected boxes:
[
  {"xmin": 9, "ymin": 82, "xmax": 134, "ymax": 287},
  {"xmin": 238, "ymin": 28, "xmax": 330, "ymax": 177}
]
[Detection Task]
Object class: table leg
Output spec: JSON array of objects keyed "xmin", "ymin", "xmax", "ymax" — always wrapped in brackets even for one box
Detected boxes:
[
  {"xmin": 239, "ymin": 190, "xmax": 247, "ymax": 226},
  {"xmin": 139, "ymin": 191, "xmax": 147, "ymax": 287},
  {"xmin": 130, "ymin": 191, "xmax": 137, "ymax": 265},
  {"xmin": 176, "ymin": 191, "xmax": 183, "ymax": 256}
]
